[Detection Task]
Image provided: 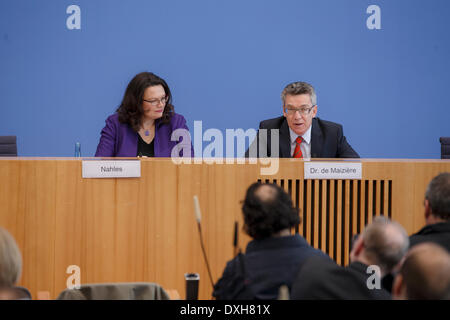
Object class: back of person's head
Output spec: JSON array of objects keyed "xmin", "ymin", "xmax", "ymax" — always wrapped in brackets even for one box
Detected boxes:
[
  {"xmin": 0, "ymin": 286, "xmax": 31, "ymax": 300},
  {"xmin": 355, "ymin": 217, "xmax": 409, "ymax": 275},
  {"xmin": 394, "ymin": 242, "xmax": 450, "ymax": 300},
  {"xmin": 0, "ymin": 227, "xmax": 22, "ymax": 287},
  {"xmin": 242, "ymin": 182, "xmax": 300, "ymax": 240},
  {"xmin": 425, "ymin": 172, "xmax": 450, "ymax": 221}
]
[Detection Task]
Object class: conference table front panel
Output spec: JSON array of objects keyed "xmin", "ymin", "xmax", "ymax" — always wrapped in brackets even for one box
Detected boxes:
[{"xmin": 0, "ymin": 158, "xmax": 449, "ymax": 299}]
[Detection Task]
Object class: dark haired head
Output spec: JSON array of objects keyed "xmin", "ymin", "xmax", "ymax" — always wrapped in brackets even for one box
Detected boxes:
[
  {"xmin": 425, "ymin": 172, "xmax": 450, "ymax": 221},
  {"xmin": 116, "ymin": 72, "xmax": 174, "ymax": 132},
  {"xmin": 281, "ymin": 81, "xmax": 317, "ymax": 106},
  {"xmin": 242, "ymin": 182, "xmax": 300, "ymax": 240}
]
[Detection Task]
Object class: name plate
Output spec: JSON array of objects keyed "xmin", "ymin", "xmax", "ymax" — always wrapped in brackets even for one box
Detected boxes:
[
  {"xmin": 82, "ymin": 160, "xmax": 141, "ymax": 178},
  {"xmin": 304, "ymin": 162, "xmax": 362, "ymax": 180}
]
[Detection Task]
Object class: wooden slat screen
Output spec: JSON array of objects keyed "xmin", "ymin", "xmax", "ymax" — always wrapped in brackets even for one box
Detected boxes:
[{"xmin": 259, "ymin": 179, "xmax": 392, "ymax": 265}]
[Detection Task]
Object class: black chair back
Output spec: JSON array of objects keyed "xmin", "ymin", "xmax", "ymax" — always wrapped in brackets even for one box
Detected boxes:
[
  {"xmin": 0, "ymin": 136, "xmax": 17, "ymax": 156},
  {"xmin": 440, "ymin": 137, "xmax": 450, "ymax": 159}
]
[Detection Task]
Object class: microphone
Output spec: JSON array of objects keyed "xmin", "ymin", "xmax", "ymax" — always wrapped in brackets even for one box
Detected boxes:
[
  {"xmin": 192, "ymin": 195, "xmax": 215, "ymax": 290},
  {"xmin": 193, "ymin": 195, "xmax": 202, "ymax": 223},
  {"xmin": 233, "ymin": 221, "xmax": 240, "ymax": 257}
]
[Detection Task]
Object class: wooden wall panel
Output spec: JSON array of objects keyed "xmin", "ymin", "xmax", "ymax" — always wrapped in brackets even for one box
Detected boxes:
[
  {"xmin": 151, "ymin": 161, "xmax": 178, "ymax": 291},
  {"xmin": 54, "ymin": 160, "xmax": 85, "ymax": 296},
  {"xmin": 305, "ymin": 180, "xmax": 312, "ymax": 244},
  {"xmin": 335, "ymin": 180, "xmax": 343, "ymax": 265},
  {"xmin": 360, "ymin": 180, "xmax": 366, "ymax": 232},
  {"xmin": 84, "ymin": 177, "xmax": 116, "ymax": 285},
  {"xmin": 176, "ymin": 163, "xmax": 205, "ymax": 299},
  {"xmin": 19, "ymin": 161, "xmax": 56, "ymax": 299},
  {"xmin": 328, "ymin": 180, "xmax": 335, "ymax": 260},
  {"xmin": 313, "ymin": 180, "xmax": 320, "ymax": 248},
  {"xmin": 114, "ymin": 177, "xmax": 145, "ymax": 282},
  {"xmin": 321, "ymin": 181, "xmax": 327, "ymax": 253}
]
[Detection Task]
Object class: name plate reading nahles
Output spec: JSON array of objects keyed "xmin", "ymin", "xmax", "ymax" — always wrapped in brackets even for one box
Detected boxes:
[
  {"xmin": 82, "ymin": 160, "xmax": 141, "ymax": 178},
  {"xmin": 304, "ymin": 162, "xmax": 362, "ymax": 180}
]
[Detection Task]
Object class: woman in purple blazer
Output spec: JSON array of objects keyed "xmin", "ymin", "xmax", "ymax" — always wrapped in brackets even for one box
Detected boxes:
[{"xmin": 95, "ymin": 72, "xmax": 193, "ymax": 157}]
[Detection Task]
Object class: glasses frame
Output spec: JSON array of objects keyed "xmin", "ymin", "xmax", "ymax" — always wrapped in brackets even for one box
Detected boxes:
[
  {"xmin": 284, "ymin": 105, "xmax": 316, "ymax": 116},
  {"xmin": 143, "ymin": 97, "xmax": 167, "ymax": 106}
]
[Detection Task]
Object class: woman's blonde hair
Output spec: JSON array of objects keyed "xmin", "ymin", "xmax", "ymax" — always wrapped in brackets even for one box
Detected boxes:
[{"xmin": 0, "ymin": 227, "xmax": 22, "ymax": 287}]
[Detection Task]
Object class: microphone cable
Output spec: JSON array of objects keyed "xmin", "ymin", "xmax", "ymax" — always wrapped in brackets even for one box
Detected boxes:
[{"xmin": 193, "ymin": 195, "xmax": 215, "ymax": 289}]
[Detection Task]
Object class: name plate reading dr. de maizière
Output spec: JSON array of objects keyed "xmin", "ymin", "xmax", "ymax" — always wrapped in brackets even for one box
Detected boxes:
[
  {"xmin": 82, "ymin": 160, "xmax": 141, "ymax": 178},
  {"xmin": 304, "ymin": 162, "xmax": 362, "ymax": 180}
]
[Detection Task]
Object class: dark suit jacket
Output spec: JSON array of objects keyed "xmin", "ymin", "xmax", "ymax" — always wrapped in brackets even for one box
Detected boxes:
[
  {"xmin": 212, "ymin": 235, "xmax": 329, "ymax": 300},
  {"xmin": 409, "ymin": 222, "xmax": 450, "ymax": 252},
  {"xmin": 290, "ymin": 256, "xmax": 391, "ymax": 300},
  {"xmin": 246, "ymin": 117, "xmax": 359, "ymax": 158}
]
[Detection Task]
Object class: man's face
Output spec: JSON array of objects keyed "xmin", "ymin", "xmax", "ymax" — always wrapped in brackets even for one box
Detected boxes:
[{"xmin": 283, "ymin": 94, "xmax": 317, "ymax": 136}]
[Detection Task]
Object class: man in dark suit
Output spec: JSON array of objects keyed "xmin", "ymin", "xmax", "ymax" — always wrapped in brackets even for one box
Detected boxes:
[
  {"xmin": 212, "ymin": 182, "xmax": 328, "ymax": 300},
  {"xmin": 409, "ymin": 172, "xmax": 450, "ymax": 251},
  {"xmin": 290, "ymin": 217, "xmax": 409, "ymax": 299},
  {"xmin": 246, "ymin": 81, "xmax": 359, "ymax": 158}
]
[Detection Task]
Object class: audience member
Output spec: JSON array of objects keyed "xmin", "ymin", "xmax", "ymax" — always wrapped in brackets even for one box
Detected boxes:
[
  {"xmin": 213, "ymin": 182, "xmax": 328, "ymax": 300},
  {"xmin": 410, "ymin": 172, "xmax": 450, "ymax": 251},
  {"xmin": 291, "ymin": 217, "xmax": 409, "ymax": 299},
  {"xmin": 0, "ymin": 226, "xmax": 29, "ymax": 300},
  {"xmin": 392, "ymin": 242, "xmax": 450, "ymax": 300}
]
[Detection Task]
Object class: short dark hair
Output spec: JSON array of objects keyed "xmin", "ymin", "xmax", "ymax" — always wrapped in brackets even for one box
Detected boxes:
[
  {"xmin": 425, "ymin": 172, "xmax": 450, "ymax": 221},
  {"xmin": 242, "ymin": 182, "xmax": 300, "ymax": 240},
  {"xmin": 281, "ymin": 81, "xmax": 317, "ymax": 106},
  {"xmin": 116, "ymin": 72, "xmax": 174, "ymax": 132}
]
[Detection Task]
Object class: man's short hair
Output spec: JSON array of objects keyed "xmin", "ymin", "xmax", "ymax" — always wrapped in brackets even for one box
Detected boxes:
[
  {"xmin": 0, "ymin": 227, "xmax": 22, "ymax": 287},
  {"xmin": 400, "ymin": 243, "xmax": 450, "ymax": 300},
  {"xmin": 242, "ymin": 182, "xmax": 300, "ymax": 240},
  {"xmin": 425, "ymin": 172, "xmax": 450, "ymax": 221},
  {"xmin": 362, "ymin": 217, "xmax": 409, "ymax": 274},
  {"xmin": 281, "ymin": 81, "xmax": 317, "ymax": 106}
]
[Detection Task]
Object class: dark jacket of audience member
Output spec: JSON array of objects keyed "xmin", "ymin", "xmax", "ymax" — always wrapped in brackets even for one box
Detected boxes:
[
  {"xmin": 410, "ymin": 222, "xmax": 450, "ymax": 252},
  {"xmin": 291, "ymin": 217, "xmax": 409, "ymax": 300},
  {"xmin": 291, "ymin": 256, "xmax": 391, "ymax": 299},
  {"xmin": 212, "ymin": 182, "xmax": 328, "ymax": 300}
]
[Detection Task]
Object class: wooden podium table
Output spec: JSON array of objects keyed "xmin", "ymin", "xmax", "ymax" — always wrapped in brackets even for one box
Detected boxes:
[{"xmin": 0, "ymin": 158, "xmax": 449, "ymax": 299}]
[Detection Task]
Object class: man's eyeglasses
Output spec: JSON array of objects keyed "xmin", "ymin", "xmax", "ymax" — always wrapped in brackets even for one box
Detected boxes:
[
  {"xmin": 284, "ymin": 105, "xmax": 315, "ymax": 116},
  {"xmin": 143, "ymin": 97, "xmax": 167, "ymax": 106}
]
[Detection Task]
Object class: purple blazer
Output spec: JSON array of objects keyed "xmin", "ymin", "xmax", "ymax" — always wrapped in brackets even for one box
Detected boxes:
[{"xmin": 95, "ymin": 112, "xmax": 193, "ymax": 157}]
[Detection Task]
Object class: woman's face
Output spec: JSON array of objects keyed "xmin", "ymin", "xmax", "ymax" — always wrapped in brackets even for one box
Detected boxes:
[{"xmin": 141, "ymin": 85, "xmax": 167, "ymax": 120}]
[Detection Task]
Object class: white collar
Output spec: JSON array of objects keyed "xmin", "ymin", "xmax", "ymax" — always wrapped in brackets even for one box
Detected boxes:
[{"xmin": 289, "ymin": 124, "xmax": 312, "ymax": 144}]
